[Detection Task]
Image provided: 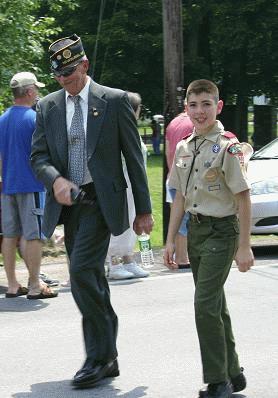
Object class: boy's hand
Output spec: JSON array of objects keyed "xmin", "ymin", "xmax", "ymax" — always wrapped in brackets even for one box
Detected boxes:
[
  {"xmin": 234, "ymin": 246, "xmax": 254, "ymax": 272},
  {"xmin": 164, "ymin": 242, "xmax": 178, "ymax": 270}
]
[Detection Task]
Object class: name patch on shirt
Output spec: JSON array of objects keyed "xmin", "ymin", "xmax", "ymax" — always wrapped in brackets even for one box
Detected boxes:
[{"xmin": 208, "ymin": 184, "xmax": 221, "ymax": 191}]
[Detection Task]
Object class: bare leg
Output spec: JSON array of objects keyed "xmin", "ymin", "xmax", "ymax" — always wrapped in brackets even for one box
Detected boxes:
[
  {"xmin": 2, "ymin": 237, "xmax": 21, "ymax": 294},
  {"xmin": 19, "ymin": 237, "xmax": 27, "ymax": 265},
  {"xmin": 24, "ymin": 239, "xmax": 43, "ymax": 295},
  {"xmin": 174, "ymin": 234, "xmax": 190, "ymax": 265}
]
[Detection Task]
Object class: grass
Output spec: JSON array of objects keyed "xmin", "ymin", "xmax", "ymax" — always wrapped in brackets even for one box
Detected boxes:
[{"xmin": 145, "ymin": 147, "xmax": 164, "ymax": 248}]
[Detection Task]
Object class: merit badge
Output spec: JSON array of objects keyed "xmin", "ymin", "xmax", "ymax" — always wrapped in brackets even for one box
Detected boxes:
[
  {"xmin": 212, "ymin": 144, "xmax": 220, "ymax": 153},
  {"xmin": 63, "ymin": 49, "xmax": 72, "ymax": 59},
  {"xmin": 205, "ymin": 168, "xmax": 218, "ymax": 182}
]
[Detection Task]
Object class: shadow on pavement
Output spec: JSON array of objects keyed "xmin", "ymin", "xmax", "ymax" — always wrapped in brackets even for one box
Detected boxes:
[
  {"xmin": 0, "ymin": 297, "xmax": 49, "ymax": 312},
  {"xmin": 253, "ymin": 245, "xmax": 278, "ymax": 258},
  {"xmin": 0, "ymin": 284, "xmax": 8, "ymax": 294},
  {"xmin": 12, "ymin": 379, "xmax": 148, "ymax": 398}
]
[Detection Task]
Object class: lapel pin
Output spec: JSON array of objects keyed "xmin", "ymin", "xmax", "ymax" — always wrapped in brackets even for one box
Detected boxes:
[{"xmin": 92, "ymin": 108, "xmax": 99, "ymax": 117}]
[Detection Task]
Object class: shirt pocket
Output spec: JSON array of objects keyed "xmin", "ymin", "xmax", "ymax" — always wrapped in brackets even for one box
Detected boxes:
[{"xmin": 175, "ymin": 154, "xmax": 193, "ymax": 169}]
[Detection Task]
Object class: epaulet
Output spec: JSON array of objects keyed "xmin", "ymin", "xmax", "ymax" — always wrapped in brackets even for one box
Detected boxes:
[
  {"xmin": 182, "ymin": 131, "xmax": 193, "ymax": 140},
  {"xmin": 223, "ymin": 131, "xmax": 237, "ymax": 139}
]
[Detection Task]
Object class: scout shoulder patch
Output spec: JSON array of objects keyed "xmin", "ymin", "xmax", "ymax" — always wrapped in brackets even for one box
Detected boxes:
[
  {"xmin": 227, "ymin": 143, "xmax": 245, "ymax": 166},
  {"xmin": 223, "ymin": 131, "xmax": 237, "ymax": 139},
  {"xmin": 227, "ymin": 143, "xmax": 243, "ymax": 155},
  {"xmin": 182, "ymin": 131, "xmax": 193, "ymax": 140}
]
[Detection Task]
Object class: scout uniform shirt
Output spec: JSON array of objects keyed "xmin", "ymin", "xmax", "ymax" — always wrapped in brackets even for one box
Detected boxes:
[{"xmin": 169, "ymin": 120, "xmax": 251, "ymax": 218}]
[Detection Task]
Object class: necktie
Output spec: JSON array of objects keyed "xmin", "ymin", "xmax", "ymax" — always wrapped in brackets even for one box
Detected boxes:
[{"xmin": 68, "ymin": 95, "xmax": 85, "ymax": 185}]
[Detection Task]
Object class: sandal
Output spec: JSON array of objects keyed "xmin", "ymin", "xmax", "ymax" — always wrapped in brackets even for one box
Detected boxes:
[
  {"xmin": 5, "ymin": 286, "xmax": 28, "ymax": 298},
  {"xmin": 27, "ymin": 285, "xmax": 58, "ymax": 300}
]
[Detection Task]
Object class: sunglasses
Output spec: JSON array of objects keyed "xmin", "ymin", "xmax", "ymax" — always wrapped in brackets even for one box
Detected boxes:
[{"xmin": 52, "ymin": 63, "xmax": 81, "ymax": 78}]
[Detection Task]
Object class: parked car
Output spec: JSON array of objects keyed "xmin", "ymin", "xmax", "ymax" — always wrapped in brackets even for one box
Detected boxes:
[{"xmin": 248, "ymin": 137, "xmax": 278, "ymax": 234}]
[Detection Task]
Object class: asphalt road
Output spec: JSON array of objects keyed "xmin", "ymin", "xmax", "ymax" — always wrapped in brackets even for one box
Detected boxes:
[{"xmin": 0, "ymin": 249, "xmax": 277, "ymax": 398}]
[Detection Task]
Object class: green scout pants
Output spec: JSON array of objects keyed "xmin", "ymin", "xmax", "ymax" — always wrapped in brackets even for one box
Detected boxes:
[{"xmin": 188, "ymin": 214, "xmax": 241, "ymax": 384}]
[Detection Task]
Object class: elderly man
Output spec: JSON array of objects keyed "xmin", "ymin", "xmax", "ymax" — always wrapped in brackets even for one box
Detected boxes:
[{"xmin": 31, "ymin": 34, "xmax": 153, "ymax": 389}]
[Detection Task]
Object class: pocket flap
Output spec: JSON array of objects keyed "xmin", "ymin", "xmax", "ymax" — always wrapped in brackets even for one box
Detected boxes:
[{"xmin": 32, "ymin": 208, "xmax": 44, "ymax": 216}]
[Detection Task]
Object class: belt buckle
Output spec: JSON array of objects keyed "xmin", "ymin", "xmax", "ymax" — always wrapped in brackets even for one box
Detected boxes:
[{"xmin": 191, "ymin": 213, "xmax": 201, "ymax": 223}]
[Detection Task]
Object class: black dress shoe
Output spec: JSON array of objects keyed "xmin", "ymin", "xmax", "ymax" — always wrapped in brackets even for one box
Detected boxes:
[
  {"xmin": 199, "ymin": 381, "xmax": 233, "ymax": 398},
  {"xmin": 231, "ymin": 367, "xmax": 247, "ymax": 392},
  {"xmin": 72, "ymin": 359, "xmax": 119, "ymax": 388}
]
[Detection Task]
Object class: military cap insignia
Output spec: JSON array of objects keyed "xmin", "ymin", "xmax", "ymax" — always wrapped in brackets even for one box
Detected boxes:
[
  {"xmin": 63, "ymin": 49, "xmax": 71, "ymax": 59},
  {"xmin": 51, "ymin": 60, "xmax": 58, "ymax": 70}
]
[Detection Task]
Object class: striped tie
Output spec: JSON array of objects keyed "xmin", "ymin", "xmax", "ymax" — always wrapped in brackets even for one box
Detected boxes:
[{"xmin": 68, "ymin": 95, "xmax": 85, "ymax": 185}]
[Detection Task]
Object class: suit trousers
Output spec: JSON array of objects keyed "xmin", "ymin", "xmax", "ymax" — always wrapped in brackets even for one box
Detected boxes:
[
  {"xmin": 187, "ymin": 214, "xmax": 241, "ymax": 384},
  {"xmin": 62, "ymin": 192, "xmax": 118, "ymax": 365}
]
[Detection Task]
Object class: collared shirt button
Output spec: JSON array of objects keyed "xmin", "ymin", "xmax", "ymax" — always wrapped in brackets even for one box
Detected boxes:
[
  {"xmin": 194, "ymin": 186, "xmax": 197, "ymax": 190},
  {"xmin": 195, "ymin": 168, "xmax": 198, "ymax": 172}
]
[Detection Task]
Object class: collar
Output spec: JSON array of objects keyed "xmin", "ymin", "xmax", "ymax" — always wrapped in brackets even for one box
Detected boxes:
[
  {"xmin": 187, "ymin": 120, "xmax": 225, "ymax": 144},
  {"xmin": 65, "ymin": 77, "xmax": 90, "ymax": 103}
]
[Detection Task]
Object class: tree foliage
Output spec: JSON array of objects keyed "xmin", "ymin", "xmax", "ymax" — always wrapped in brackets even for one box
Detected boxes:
[
  {"xmin": 0, "ymin": 0, "xmax": 277, "ymax": 114},
  {"xmin": 0, "ymin": 0, "xmax": 77, "ymax": 111},
  {"xmin": 183, "ymin": 0, "xmax": 278, "ymax": 103}
]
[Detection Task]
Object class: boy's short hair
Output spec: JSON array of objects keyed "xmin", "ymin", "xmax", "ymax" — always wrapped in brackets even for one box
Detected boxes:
[{"xmin": 186, "ymin": 79, "xmax": 219, "ymax": 103}]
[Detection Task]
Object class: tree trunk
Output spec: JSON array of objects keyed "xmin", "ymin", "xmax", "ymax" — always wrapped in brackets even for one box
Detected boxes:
[
  {"xmin": 162, "ymin": 0, "xmax": 184, "ymax": 243},
  {"xmin": 163, "ymin": 0, "xmax": 184, "ymax": 124}
]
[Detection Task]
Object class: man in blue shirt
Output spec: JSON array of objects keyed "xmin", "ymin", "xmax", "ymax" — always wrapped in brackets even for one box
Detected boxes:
[{"xmin": 0, "ymin": 72, "xmax": 57, "ymax": 299}]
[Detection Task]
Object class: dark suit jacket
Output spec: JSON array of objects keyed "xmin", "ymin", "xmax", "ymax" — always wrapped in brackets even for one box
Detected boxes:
[{"xmin": 31, "ymin": 79, "xmax": 152, "ymax": 238}]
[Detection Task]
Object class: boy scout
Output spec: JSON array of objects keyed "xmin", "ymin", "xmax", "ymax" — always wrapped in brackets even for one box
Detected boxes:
[{"xmin": 164, "ymin": 79, "xmax": 254, "ymax": 398}]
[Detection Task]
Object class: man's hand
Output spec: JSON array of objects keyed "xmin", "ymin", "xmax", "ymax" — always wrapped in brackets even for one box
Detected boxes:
[
  {"xmin": 234, "ymin": 246, "xmax": 254, "ymax": 272},
  {"xmin": 164, "ymin": 242, "xmax": 178, "ymax": 270},
  {"xmin": 53, "ymin": 177, "xmax": 78, "ymax": 206},
  {"xmin": 133, "ymin": 213, "xmax": 154, "ymax": 236}
]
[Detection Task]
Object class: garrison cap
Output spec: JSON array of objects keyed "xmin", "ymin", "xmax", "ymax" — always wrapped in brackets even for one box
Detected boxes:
[{"xmin": 49, "ymin": 34, "xmax": 86, "ymax": 71}]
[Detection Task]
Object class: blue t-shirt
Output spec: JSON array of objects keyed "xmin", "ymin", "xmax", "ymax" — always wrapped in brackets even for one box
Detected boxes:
[{"xmin": 0, "ymin": 105, "xmax": 44, "ymax": 194}]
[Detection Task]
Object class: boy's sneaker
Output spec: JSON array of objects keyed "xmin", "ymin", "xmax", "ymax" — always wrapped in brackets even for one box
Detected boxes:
[
  {"xmin": 39, "ymin": 273, "xmax": 60, "ymax": 287},
  {"xmin": 108, "ymin": 264, "xmax": 134, "ymax": 280},
  {"xmin": 230, "ymin": 367, "xmax": 247, "ymax": 392},
  {"xmin": 199, "ymin": 381, "xmax": 233, "ymax": 398},
  {"xmin": 124, "ymin": 262, "xmax": 149, "ymax": 278}
]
